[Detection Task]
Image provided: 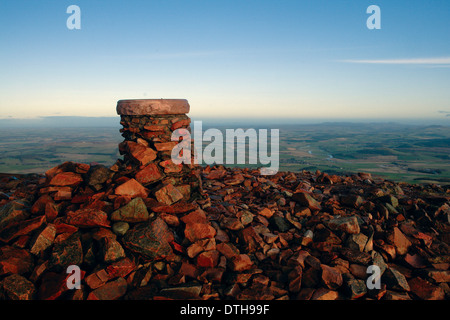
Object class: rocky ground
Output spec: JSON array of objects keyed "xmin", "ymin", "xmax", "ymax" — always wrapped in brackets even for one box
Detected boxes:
[{"xmin": 0, "ymin": 163, "xmax": 449, "ymax": 300}]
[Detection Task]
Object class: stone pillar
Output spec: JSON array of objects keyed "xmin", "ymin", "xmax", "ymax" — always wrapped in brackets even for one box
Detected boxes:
[{"xmin": 115, "ymin": 99, "xmax": 201, "ymax": 206}]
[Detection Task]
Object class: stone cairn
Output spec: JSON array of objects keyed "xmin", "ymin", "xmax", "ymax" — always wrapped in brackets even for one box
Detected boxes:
[{"xmin": 115, "ymin": 99, "xmax": 202, "ymax": 206}]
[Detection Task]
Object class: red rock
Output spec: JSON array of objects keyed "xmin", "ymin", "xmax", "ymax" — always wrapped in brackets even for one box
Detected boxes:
[
  {"xmin": 115, "ymin": 178, "xmax": 148, "ymax": 198},
  {"xmin": 155, "ymin": 184, "xmax": 183, "ymax": 205},
  {"xmin": 216, "ymin": 242, "xmax": 240, "ymax": 259},
  {"xmin": 383, "ymin": 267, "xmax": 410, "ymax": 292},
  {"xmin": 86, "ymin": 258, "xmax": 135, "ymax": 290},
  {"xmin": 180, "ymin": 208, "xmax": 208, "ymax": 224},
  {"xmin": 111, "ymin": 197, "xmax": 149, "ymax": 223},
  {"xmin": 426, "ymin": 269, "xmax": 450, "ymax": 283},
  {"xmin": 295, "ymin": 207, "xmax": 311, "ymax": 217},
  {"xmin": 171, "ymin": 240, "xmax": 185, "ymax": 254},
  {"xmin": 123, "ymin": 141, "xmax": 157, "ymax": 165},
  {"xmin": 292, "ymin": 191, "xmax": 322, "ymax": 211},
  {"xmin": 184, "ymin": 223, "xmax": 216, "ymax": 243},
  {"xmin": 375, "ymin": 240, "xmax": 397, "ymax": 260},
  {"xmin": 29, "ymin": 261, "xmax": 49, "ymax": 283},
  {"xmin": 288, "ymin": 266, "xmax": 303, "ymax": 293},
  {"xmin": 92, "ymin": 228, "xmax": 116, "ymax": 241},
  {"xmin": 205, "ymin": 169, "xmax": 226, "ymax": 180},
  {"xmin": 30, "ymin": 224, "xmax": 56, "ymax": 255},
  {"xmin": 49, "ymin": 234, "xmax": 83, "ymax": 272},
  {"xmin": 38, "ymin": 270, "xmax": 85, "ymax": 300},
  {"xmin": 116, "ymin": 99, "xmax": 190, "ymax": 115},
  {"xmin": 45, "ymin": 161, "xmax": 84, "ymax": 181},
  {"xmin": 341, "ymin": 195, "xmax": 364, "ymax": 208},
  {"xmin": 53, "ymin": 221, "xmax": 78, "ymax": 235},
  {"xmin": 0, "ymin": 215, "xmax": 45, "ymax": 243},
  {"xmin": 49, "ymin": 172, "xmax": 83, "ymax": 187},
  {"xmin": 238, "ymin": 226, "xmax": 265, "ymax": 252},
  {"xmin": 159, "ymin": 159, "xmax": 183, "ymax": 174},
  {"xmin": 71, "ymin": 193, "xmax": 93, "ymax": 204},
  {"xmin": 221, "ymin": 217, "xmax": 244, "ymax": 230},
  {"xmin": 114, "ymin": 176, "xmax": 129, "ymax": 185},
  {"xmin": 345, "ymin": 278, "xmax": 367, "ymax": 299},
  {"xmin": 197, "ymin": 250, "xmax": 220, "ymax": 268},
  {"xmin": 160, "ymin": 213, "xmax": 180, "ymax": 227},
  {"xmin": 339, "ymin": 248, "xmax": 372, "ymax": 265},
  {"xmin": 349, "ymin": 264, "xmax": 367, "ymax": 279},
  {"xmin": 0, "ymin": 201, "xmax": 29, "ymax": 233},
  {"xmin": 287, "ymin": 250, "xmax": 310, "ymax": 268},
  {"xmin": 403, "ymin": 253, "xmax": 427, "ymax": 269},
  {"xmin": 102, "ymin": 237, "xmax": 126, "ymax": 263},
  {"xmin": 180, "ymin": 260, "xmax": 200, "ymax": 279},
  {"xmin": 135, "ymin": 163, "xmax": 163, "ymax": 185},
  {"xmin": 45, "ymin": 202, "xmax": 59, "ymax": 222},
  {"xmin": 311, "ymin": 288, "xmax": 339, "ymax": 300},
  {"xmin": 112, "ymin": 195, "xmax": 131, "ymax": 210},
  {"xmin": 140, "ymin": 131, "xmax": 160, "ymax": 139},
  {"xmin": 66, "ymin": 208, "xmax": 110, "ymax": 228},
  {"xmin": 87, "ymin": 277, "xmax": 128, "ymax": 300},
  {"xmin": 186, "ymin": 243, "xmax": 204, "ymax": 260},
  {"xmin": 39, "ymin": 186, "xmax": 70, "ymax": 194},
  {"xmin": 346, "ymin": 233, "xmax": 369, "ymax": 252},
  {"xmin": 321, "ymin": 264, "xmax": 343, "ymax": 290},
  {"xmin": 176, "ymin": 184, "xmax": 191, "ymax": 200},
  {"xmin": 413, "ymin": 232, "xmax": 433, "ymax": 247},
  {"xmin": 85, "ymin": 164, "xmax": 111, "ymax": 188},
  {"xmin": 143, "ymin": 124, "xmax": 166, "ymax": 131},
  {"xmin": 54, "ymin": 233, "xmax": 73, "ymax": 244},
  {"xmin": 214, "ymin": 226, "xmax": 230, "ymax": 243},
  {"xmin": 230, "ymin": 254, "xmax": 253, "ymax": 272},
  {"xmin": 123, "ymin": 217, "xmax": 174, "ymax": 259},
  {"xmin": 199, "ymin": 267, "xmax": 225, "ymax": 283},
  {"xmin": 408, "ymin": 277, "xmax": 445, "ymax": 300},
  {"xmin": 171, "ymin": 119, "xmax": 191, "ymax": 131},
  {"xmin": 224, "ymin": 173, "xmax": 245, "ymax": 186},
  {"xmin": 1, "ymin": 274, "xmax": 35, "ymax": 300},
  {"xmin": 53, "ymin": 188, "xmax": 73, "ymax": 201},
  {"xmin": 106, "ymin": 257, "xmax": 136, "ymax": 278},
  {"xmin": 154, "ymin": 141, "xmax": 178, "ymax": 151},
  {"xmin": 31, "ymin": 194, "xmax": 54, "ymax": 215},
  {"xmin": 328, "ymin": 216, "xmax": 360, "ymax": 234},
  {"xmin": 0, "ymin": 246, "xmax": 34, "ymax": 276},
  {"xmin": 258, "ymin": 207, "xmax": 274, "ymax": 218},
  {"xmin": 387, "ymin": 227, "xmax": 412, "ymax": 256}
]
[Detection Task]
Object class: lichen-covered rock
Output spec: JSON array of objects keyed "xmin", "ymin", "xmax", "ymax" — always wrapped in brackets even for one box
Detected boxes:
[{"xmin": 122, "ymin": 217, "xmax": 173, "ymax": 259}]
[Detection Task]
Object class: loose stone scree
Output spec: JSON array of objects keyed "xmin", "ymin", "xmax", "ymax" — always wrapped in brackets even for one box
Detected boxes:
[{"xmin": 116, "ymin": 99, "xmax": 202, "ymax": 205}]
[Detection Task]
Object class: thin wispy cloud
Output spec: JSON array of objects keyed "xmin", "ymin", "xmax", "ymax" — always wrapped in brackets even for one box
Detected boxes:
[{"xmin": 341, "ymin": 57, "xmax": 450, "ymax": 65}]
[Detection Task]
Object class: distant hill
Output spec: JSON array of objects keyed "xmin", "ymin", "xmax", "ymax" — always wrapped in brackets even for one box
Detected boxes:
[
  {"xmin": 0, "ymin": 116, "xmax": 448, "ymax": 128},
  {"xmin": 0, "ymin": 116, "xmax": 120, "ymax": 128}
]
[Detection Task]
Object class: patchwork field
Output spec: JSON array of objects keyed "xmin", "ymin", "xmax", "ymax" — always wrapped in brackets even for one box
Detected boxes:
[
  {"xmin": 0, "ymin": 127, "xmax": 122, "ymax": 174},
  {"xmin": 0, "ymin": 122, "xmax": 449, "ymax": 185},
  {"xmin": 275, "ymin": 123, "xmax": 450, "ymax": 185}
]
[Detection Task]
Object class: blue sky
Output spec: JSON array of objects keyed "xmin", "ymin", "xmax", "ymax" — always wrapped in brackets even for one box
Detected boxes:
[{"xmin": 0, "ymin": 0, "xmax": 449, "ymax": 122}]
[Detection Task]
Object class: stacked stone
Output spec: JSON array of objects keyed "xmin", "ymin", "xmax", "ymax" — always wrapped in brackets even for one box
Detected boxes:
[{"xmin": 116, "ymin": 99, "xmax": 201, "ymax": 205}]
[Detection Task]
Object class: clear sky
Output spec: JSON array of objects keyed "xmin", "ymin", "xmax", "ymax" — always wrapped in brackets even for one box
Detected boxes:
[{"xmin": 0, "ymin": 0, "xmax": 449, "ymax": 123}]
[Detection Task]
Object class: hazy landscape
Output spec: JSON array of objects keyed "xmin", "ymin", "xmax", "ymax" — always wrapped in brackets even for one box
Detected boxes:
[{"xmin": 0, "ymin": 117, "xmax": 449, "ymax": 185}]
